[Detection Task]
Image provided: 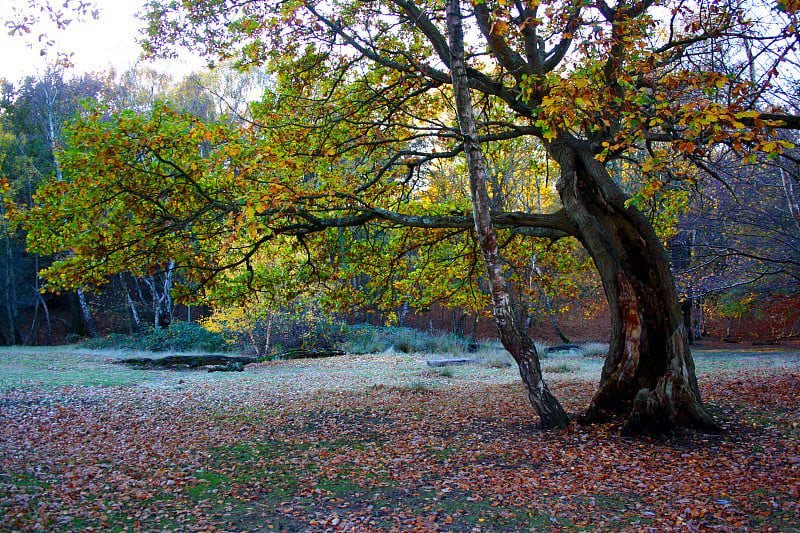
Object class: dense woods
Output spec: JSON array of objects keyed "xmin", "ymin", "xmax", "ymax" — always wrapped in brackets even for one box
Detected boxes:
[{"xmin": 1, "ymin": 0, "xmax": 799, "ymax": 434}]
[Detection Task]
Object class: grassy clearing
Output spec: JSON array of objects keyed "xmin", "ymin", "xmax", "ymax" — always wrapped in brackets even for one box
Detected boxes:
[
  {"xmin": 1, "ymin": 345, "xmax": 799, "ymax": 532},
  {"xmin": 1, "ymin": 345, "xmax": 798, "ymax": 400}
]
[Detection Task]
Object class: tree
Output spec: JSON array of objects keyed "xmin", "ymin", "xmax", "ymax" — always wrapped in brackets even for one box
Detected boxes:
[
  {"xmin": 669, "ymin": 138, "xmax": 800, "ymax": 341},
  {"xmin": 24, "ymin": 0, "xmax": 800, "ymax": 434},
  {"xmin": 0, "ymin": 68, "xmax": 106, "ymax": 343}
]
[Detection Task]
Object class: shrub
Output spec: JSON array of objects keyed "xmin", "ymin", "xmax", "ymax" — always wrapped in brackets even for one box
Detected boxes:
[
  {"xmin": 476, "ymin": 341, "xmax": 513, "ymax": 367},
  {"xmin": 433, "ymin": 332, "xmax": 471, "ymax": 354},
  {"xmin": 336, "ymin": 325, "xmax": 475, "ymax": 355},
  {"xmin": 335, "ymin": 324, "xmax": 387, "ymax": 354},
  {"xmin": 543, "ymin": 362, "xmax": 579, "ymax": 373},
  {"xmin": 476, "ymin": 339, "xmax": 552, "ymax": 368},
  {"xmin": 200, "ymin": 304, "xmax": 272, "ymax": 355},
  {"xmin": 579, "ymin": 342, "xmax": 609, "ymax": 358},
  {"xmin": 202, "ymin": 304, "xmax": 349, "ymax": 356},
  {"xmin": 534, "ymin": 340, "xmax": 550, "ymax": 357},
  {"xmin": 80, "ymin": 322, "xmax": 232, "ymax": 353},
  {"xmin": 268, "ymin": 309, "xmax": 347, "ymax": 353}
]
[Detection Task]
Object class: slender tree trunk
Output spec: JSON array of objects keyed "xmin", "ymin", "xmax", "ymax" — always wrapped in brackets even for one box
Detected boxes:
[
  {"xmin": 471, "ymin": 313, "xmax": 479, "ymax": 342},
  {"xmin": 120, "ymin": 273, "xmax": 141, "ymax": 332},
  {"xmin": 144, "ymin": 262, "xmax": 175, "ymax": 329},
  {"xmin": 695, "ymin": 297, "xmax": 705, "ymax": 338},
  {"xmin": 29, "ymin": 259, "xmax": 52, "ymax": 345},
  {"xmin": 549, "ymin": 137, "xmax": 717, "ymax": 435},
  {"xmin": 48, "ymin": 110, "xmax": 64, "ymax": 182},
  {"xmin": 446, "ymin": 0, "xmax": 568, "ymax": 429},
  {"xmin": 398, "ymin": 301, "xmax": 410, "ymax": 327},
  {"xmin": 1, "ymin": 200, "xmax": 21, "ymax": 345},
  {"xmin": 152, "ymin": 283, "xmax": 161, "ymax": 329},
  {"xmin": 681, "ymin": 298, "xmax": 695, "ymax": 343},
  {"xmin": 23, "ymin": 299, "xmax": 39, "ymax": 346},
  {"xmin": 39, "ymin": 292, "xmax": 52, "ymax": 346},
  {"xmin": 163, "ymin": 260, "xmax": 175, "ymax": 326},
  {"xmin": 780, "ymin": 167, "xmax": 800, "ymax": 232},
  {"xmin": 264, "ymin": 310, "xmax": 274, "ymax": 356},
  {"xmin": 3, "ymin": 225, "xmax": 19, "ymax": 345},
  {"xmin": 530, "ymin": 255, "xmax": 570, "ymax": 343},
  {"xmin": 152, "ymin": 278, "xmax": 163, "ymax": 328},
  {"xmin": 134, "ymin": 276, "xmax": 147, "ymax": 303},
  {"xmin": 77, "ymin": 289, "xmax": 98, "ymax": 337}
]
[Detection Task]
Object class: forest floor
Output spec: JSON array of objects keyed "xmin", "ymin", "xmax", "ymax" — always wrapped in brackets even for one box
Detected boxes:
[{"xmin": 1, "ymin": 346, "xmax": 799, "ymax": 532}]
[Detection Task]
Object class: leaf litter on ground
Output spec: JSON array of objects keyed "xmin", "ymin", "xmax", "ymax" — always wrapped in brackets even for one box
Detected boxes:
[{"xmin": 1, "ymin": 347, "xmax": 798, "ymax": 532}]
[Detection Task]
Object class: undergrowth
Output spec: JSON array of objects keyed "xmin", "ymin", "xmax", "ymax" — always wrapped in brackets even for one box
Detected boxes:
[
  {"xmin": 77, "ymin": 317, "xmax": 610, "ymax": 361},
  {"xmin": 79, "ymin": 322, "xmax": 233, "ymax": 353},
  {"xmin": 338, "ymin": 325, "xmax": 472, "ymax": 355}
]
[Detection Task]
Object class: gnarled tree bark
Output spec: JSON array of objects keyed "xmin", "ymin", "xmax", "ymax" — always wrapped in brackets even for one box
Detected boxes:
[{"xmin": 550, "ymin": 136, "xmax": 718, "ymax": 435}]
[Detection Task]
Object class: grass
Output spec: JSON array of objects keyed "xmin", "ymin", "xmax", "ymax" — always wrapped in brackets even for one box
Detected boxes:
[
  {"xmin": 543, "ymin": 362, "xmax": 579, "ymax": 373},
  {"xmin": 437, "ymin": 367, "xmax": 455, "ymax": 378},
  {"xmin": 0, "ymin": 346, "xmax": 148, "ymax": 389},
  {"xmin": 1, "ymin": 344, "xmax": 799, "ymax": 532},
  {"xmin": 579, "ymin": 342, "xmax": 609, "ymax": 358},
  {"xmin": 3, "ymin": 345, "xmax": 798, "ymax": 396},
  {"xmin": 337, "ymin": 325, "xmax": 472, "ymax": 355}
]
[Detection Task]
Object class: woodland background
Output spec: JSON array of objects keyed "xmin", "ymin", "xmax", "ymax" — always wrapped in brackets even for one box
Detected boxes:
[{"xmin": 1, "ymin": 65, "xmax": 798, "ymax": 349}]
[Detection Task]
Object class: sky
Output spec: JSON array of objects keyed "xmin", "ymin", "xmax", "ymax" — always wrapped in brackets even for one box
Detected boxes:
[{"xmin": 0, "ymin": 0, "xmax": 206, "ymax": 83}]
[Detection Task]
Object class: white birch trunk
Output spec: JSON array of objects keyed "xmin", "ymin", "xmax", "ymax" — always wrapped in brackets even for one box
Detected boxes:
[{"xmin": 445, "ymin": 0, "xmax": 568, "ymax": 428}]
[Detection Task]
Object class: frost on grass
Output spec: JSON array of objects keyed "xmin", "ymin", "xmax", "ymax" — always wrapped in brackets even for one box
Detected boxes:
[{"xmin": 0, "ymin": 347, "xmax": 798, "ymax": 532}]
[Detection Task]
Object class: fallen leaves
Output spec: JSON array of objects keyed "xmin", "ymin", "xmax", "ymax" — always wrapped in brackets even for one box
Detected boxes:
[{"xmin": 1, "ymin": 361, "xmax": 799, "ymax": 532}]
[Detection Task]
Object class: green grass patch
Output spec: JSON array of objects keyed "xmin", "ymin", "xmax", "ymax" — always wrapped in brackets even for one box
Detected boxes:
[
  {"xmin": 0, "ymin": 347, "xmax": 149, "ymax": 389},
  {"xmin": 543, "ymin": 362, "xmax": 579, "ymax": 373}
]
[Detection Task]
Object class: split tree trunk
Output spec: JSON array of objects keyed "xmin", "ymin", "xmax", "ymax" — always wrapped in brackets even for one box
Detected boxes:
[
  {"xmin": 551, "ymin": 137, "xmax": 718, "ymax": 435},
  {"xmin": 446, "ymin": 0, "xmax": 568, "ymax": 429}
]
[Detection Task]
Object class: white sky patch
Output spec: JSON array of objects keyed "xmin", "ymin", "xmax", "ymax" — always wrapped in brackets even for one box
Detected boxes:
[{"xmin": 1, "ymin": 0, "xmax": 206, "ymax": 83}]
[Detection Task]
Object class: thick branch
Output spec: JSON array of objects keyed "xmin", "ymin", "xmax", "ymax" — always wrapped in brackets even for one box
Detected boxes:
[
  {"xmin": 370, "ymin": 207, "xmax": 576, "ymax": 236},
  {"xmin": 473, "ymin": 2, "xmax": 531, "ymax": 81},
  {"xmin": 747, "ymin": 113, "xmax": 800, "ymax": 130}
]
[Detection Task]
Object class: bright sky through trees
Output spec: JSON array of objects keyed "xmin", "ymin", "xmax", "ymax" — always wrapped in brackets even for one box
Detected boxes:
[{"xmin": 0, "ymin": 0, "xmax": 204, "ymax": 81}]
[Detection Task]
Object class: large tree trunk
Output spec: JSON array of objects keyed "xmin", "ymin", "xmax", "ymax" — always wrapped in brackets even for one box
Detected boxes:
[
  {"xmin": 551, "ymin": 136, "xmax": 718, "ymax": 435},
  {"xmin": 446, "ymin": 0, "xmax": 568, "ymax": 429}
]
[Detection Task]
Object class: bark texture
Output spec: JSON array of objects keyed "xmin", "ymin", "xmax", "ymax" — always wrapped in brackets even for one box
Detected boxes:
[
  {"xmin": 550, "ymin": 136, "xmax": 718, "ymax": 435},
  {"xmin": 446, "ymin": 0, "xmax": 568, "ymax": 429}
]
